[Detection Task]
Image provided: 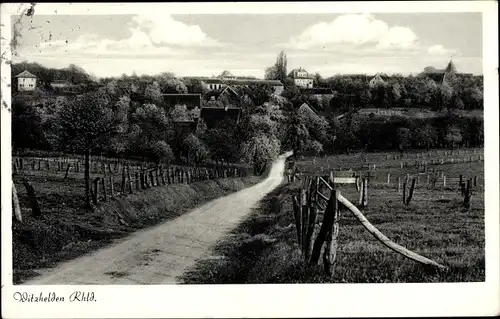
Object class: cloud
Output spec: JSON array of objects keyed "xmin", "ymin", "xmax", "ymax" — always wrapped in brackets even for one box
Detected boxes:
[
  {"xmin": 285, "ymin": 14, "xmax": 418, "ymax": 51},
  {"xmin": 25, "ymin": 14, "xmax": 220, "ymax": 59},
  {"xmin": 427, "ymin": 44, "xmax": 456, "ymax": 56},
  {"xmin": 132, "ymin": 15, "xmax": 221, "ymax": 47}
]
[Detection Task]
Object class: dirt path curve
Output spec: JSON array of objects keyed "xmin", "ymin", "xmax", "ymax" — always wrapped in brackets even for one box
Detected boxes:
[{"xmin": 24, "ymin": 151, "xmax": 293, "ymax": 285}]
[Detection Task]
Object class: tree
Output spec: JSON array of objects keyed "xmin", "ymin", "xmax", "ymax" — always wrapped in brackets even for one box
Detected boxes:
[
  {"xmin": 182, "ymin": 134, "xmax": 208, "ymax": 164},
  {"xmin": 151, "ymin": 140, "xmax": 175, "ymax": 164},
  {"xmin": 240, "ymin": 134, "xmax": 280, "ymax": 174},
  {"xmin": 264, "ymin": 50, "xmax": 287, "ymax": 83},
  {"xmin": 55, "ymin": 90, "xmax": 125, "ymax": 208},
  {"xmin": 445, "ymin": 126, "xmax": 463, "ymax": 149},
  {"xmin": 11, "ymin": 98, "xmax": 46, "ymax": 150},
  {"xmin": 144, "ymin": 82, "xmax": 163, "ymax": 104},
  {"xmin": 396, "ymin": 127, "xmax": 411, "ymax": 154}
]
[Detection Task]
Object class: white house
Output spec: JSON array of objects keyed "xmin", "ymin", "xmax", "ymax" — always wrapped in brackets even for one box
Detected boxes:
[
  {"xmin": 289, "ymin": 67, "xmax": 314, "ymax": 88},
  {"xmin": 201, "ymin": 78, "xmax": 226, "ymax": 91},
  {"xmin": 15, "ymin": 70, "xmax": 37, "ymax": 91}
]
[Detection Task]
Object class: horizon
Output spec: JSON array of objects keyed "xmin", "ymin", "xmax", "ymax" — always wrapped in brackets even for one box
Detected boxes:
[{"xmin": 11, "ymin": 12, "xmax": 483, "ymax": 79}]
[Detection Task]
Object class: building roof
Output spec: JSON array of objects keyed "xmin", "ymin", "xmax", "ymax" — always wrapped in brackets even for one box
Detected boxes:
[
  {"xmin": 298, "ymin": 87, "xmax": 334, "ymax": 95},
  {"xmin": 202, "ymin": 78, "xmax": 225, "ymax": 84},
  {"xmin": 444, "ymin": 60, "xmax": 457, "ymax": 74},
  {"xmin": 162, "ymin": 93, "xmax": 201, "ymax": 109},
  {"xmin": 298, "ymin": 101, "xmax": 319, "ymax": 116},
  {"xmin": 14, "ymin": 70, "xmax": 37, "ymax": 78},
  {"xmin": 289, "ymin": 67, "xmax": 315, "ymax": 79},
  {"xmin": 224, "ymin": 79, "xmax": 283, "ymax": 87}
]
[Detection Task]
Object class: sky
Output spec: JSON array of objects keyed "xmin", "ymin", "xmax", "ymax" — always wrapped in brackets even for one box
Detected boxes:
[{"xmin": 11, "ymin": 12, "xmax": 483, "ymax": 79}]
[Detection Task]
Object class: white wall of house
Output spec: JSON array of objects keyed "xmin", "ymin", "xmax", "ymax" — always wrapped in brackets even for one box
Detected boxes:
[
  {"xmin": 294, "ymin": 78, "xmax": 313, "ymax": 88},
  {"xmin": 17, "ymin": 77, "xmax": 37, "ymax": 91}
]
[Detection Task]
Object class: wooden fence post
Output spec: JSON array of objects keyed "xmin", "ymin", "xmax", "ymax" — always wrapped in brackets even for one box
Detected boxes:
[
  {"xmin": 398, "ymin": 177, "xmax": 401, "ymax": 193},
  {"xmin": 387, "ymin": 173, "xmax": 391, "ymax": 185},
  {"xmin": 463, "ymin": 179, "xmax": 472, "ymax": 208},
  {"xmin": 22, "ymin": 178, "xmax": 42, "ymax": 217},
  {"xmin": 135, "ymin": 172, "xmax": 140, "ymax": 191},
  {"xmin": 292, "ymin": 195, "xmax": 302, "ymax": 249},
  {"xmin": 101, "ymin": 178, "xmax": 107, "ymax": 202},
  {"xmin": 140, "ymin": 172, "xmax": 145, "ymax": 189},
  {"xmin": 323, "ymin": 189, "xmax": 340, "ymax": 277},
  {"xmin": 473, "ymin": 176, "xmax": 477, "ymax": 187},
  {"xmin": 362, "ymin": 178, "xmax": 368, "ymax": 207},
  {"xmin": 120, "ymin": 167, "xmax": 126, "ymax": 194},
  {"xmin": 93, "ymin": 177, "xmax": 100, "ymax": 204},
  {"xmin": 109, "ymin": 176, "xmax": 114, "ymax": 197},
  {"xmin": 443, "ymin": 175, "xmax": 447, "ymax": 187},
  {"xmin": 127, "ymin": 168, "xmax": 133, "ymax": 194}
]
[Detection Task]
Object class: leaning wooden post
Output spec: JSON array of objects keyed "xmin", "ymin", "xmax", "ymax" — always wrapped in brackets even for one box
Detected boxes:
[
  {"xmin": 12, "ymin": 184, "xmax": 22, "ymax": 223},
  {"xmin": 323, "ymin": 189, "xmax": 340, "ymax": 277},
  {"xmin": 64, "ymin": 164, "xmax": 71, "ymax": 179},
  {"xmin": 405, "ymin": 178, "xmax": 417, "ymax": 206},
  {"xmin": 13, "ymin": 161, "xmax": 19, "ymax": 176},
  {"xmin": 22, "ymin": 178, "xmax": 42, "ymax": 217}
]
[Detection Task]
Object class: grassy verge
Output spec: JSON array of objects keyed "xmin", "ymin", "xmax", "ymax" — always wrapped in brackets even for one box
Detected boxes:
[
  {"xmin": 12, "ymin": 174, "xmax": 262, "ymax": 284},
  {"xmin": 181, "ymin": 151, "xmax": 484, "ymax": 283}
]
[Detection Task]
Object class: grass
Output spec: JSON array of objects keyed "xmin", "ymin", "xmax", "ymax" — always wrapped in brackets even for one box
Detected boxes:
[
  {"xmin": 182, "ymin": 148, "xmax": 484, "ymax": 283},
  {"xmin": 12, "ymin": 167, "xmax": 263, "ymax": 284}
]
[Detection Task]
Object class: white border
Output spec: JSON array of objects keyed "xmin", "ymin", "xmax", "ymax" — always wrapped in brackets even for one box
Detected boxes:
[{"xmin": 1, "ymin": 2, "xmax": 499, "ymax": 318}]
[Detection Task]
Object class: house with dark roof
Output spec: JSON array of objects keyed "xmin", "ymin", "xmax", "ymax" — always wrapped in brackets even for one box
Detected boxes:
[
  {"xmin": 298, "ymin": 101, "xmax": 320, "ymax": 116},
  {"xmin": 205, "ymin": 86, "xmax": 241, "ymax": 105},
  {"xmin": 14, "ymin": 70, "xmax": 37, "ymax": 91},
  {"xmin": 223, "ymin": 78, "xmax": 284, "ymax": 95},
  {"xmin": 200, "ymin": 106, "xmax": 242, "ymax": 129},
  {"xmin": 289, "ymin": 67, "xmax": 314, "ymax": 88},
  {"xmin": 369, "ymin": 73, "xmax": 388, "ymax": 88},
  {"xmin": 162, "ymin": 93, "xmax": 202, "ymax": 110}
]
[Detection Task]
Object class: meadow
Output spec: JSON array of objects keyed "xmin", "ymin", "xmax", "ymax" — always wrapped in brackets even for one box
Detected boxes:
[{"xmin": 182, "ymin": 148, "xmax": 485, "ymax": 283}]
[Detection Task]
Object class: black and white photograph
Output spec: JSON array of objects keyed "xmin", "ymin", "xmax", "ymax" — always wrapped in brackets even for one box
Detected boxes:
[{"xmin": 1, "ymin": 1, "xmax": 498, "ymax": 318}]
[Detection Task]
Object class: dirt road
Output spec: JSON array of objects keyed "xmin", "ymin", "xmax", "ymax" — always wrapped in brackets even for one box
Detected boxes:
[{"xmin": 23, "ymin": 152, "xmax": 292, "ymax": 285}]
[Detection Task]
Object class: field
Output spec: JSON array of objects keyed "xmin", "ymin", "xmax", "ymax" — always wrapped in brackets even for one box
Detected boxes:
[
  {"xmin": 182, "ymin": 148, "xmax": 485, "ymax": 283},
  {"xmin": 11, "ymin": 156, "xmax": 261, "ymax": 284}
]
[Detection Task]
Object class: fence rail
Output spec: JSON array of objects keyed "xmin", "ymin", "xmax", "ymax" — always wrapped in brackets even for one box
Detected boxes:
[{"xmin": 289, "ymin": 170, "xmax": 452, "ymax": 277}]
